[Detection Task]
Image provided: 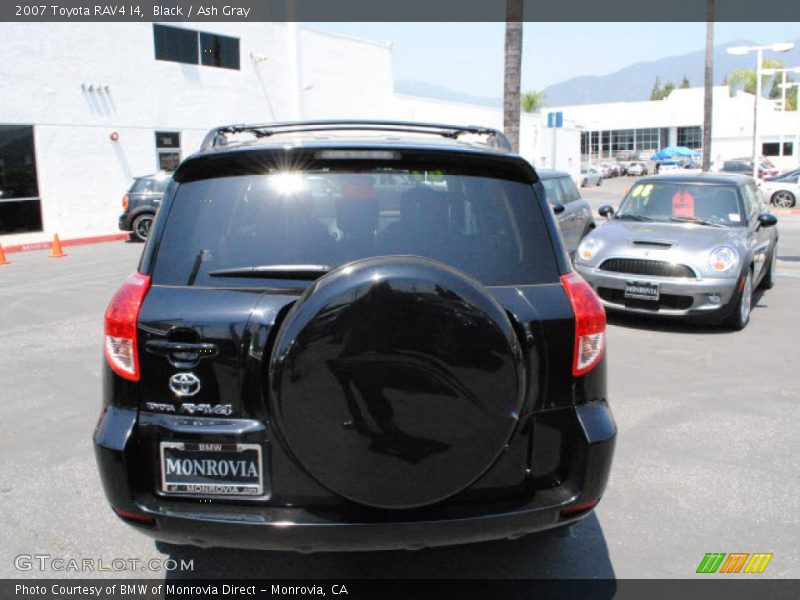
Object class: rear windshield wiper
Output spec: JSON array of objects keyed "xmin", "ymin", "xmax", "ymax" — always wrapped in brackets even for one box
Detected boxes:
[
  {"xmin": 615, "ymin": 214, "xmax": 655, "ymax": 222},
  {"xmin": 669, "ymin": 216, "xmax": 724, "ymax": 228},
  {"xmin": 208, "ymin": 264, "xmax": 332, "ymax": 280}
]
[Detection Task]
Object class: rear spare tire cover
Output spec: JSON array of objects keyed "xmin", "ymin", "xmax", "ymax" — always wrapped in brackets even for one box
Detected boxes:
[{"xmin": 270, "ymin": 256, "xmax": 526, "ymax": 509}]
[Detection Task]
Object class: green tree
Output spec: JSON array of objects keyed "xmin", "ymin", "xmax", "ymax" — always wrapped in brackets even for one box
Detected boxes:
[
  {"xmin": 680, "ymin": 75, "xmax": 691, "ymax": 88},
  {"xmin": 728, "ymin": 58, "xmax": 784, "ymax": 95},
  {"xmin": 650, "ymin": 77, "xmax": 662, "ymax": 100},
  {"xmin": 521, "ymin": 90, "xmax": 546, "ymax": 112},
  {"xmin": 651, "ymin": 77, "xmax": 678, "ymax": 100}
]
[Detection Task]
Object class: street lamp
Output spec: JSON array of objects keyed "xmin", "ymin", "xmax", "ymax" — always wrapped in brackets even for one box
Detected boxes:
[{"xmin": 727, "ymin": 42, "xmax": 795, "ymax": 178}]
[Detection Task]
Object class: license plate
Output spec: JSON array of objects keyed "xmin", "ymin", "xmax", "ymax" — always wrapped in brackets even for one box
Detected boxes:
[
  {"xmin": 160, "ymin": 442, "xmax": 263, "ymax": 497},
  {"xmin": 624, "ymin": 281, "xmax": 660, "ymax": 301}
]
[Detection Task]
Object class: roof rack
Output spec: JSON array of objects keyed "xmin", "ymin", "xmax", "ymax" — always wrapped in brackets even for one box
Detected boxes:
[{"xmin": 199, "ymin": 120, "xmax": 512, "ymax": 152}]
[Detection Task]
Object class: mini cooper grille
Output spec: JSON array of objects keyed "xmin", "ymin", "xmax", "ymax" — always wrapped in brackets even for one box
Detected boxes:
[{"xmin": 599, "ymin": 258, "xmax": 695, "ymax": 278}]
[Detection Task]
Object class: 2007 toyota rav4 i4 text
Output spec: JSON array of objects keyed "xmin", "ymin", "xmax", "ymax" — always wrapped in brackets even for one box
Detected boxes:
[{"xmin": 94, "ymin": 121, "xmax": 616, "ymax": 552}]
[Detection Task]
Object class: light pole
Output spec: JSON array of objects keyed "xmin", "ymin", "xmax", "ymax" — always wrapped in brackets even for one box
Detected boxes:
[{"xmin": 727, "ymin": 42, "xmax": 795, "ymax": 178}]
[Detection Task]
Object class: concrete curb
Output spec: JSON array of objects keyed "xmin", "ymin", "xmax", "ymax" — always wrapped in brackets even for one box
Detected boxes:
[{"xmin": 3, "ymin": 232, "xmax": 131, "ymax": 254}]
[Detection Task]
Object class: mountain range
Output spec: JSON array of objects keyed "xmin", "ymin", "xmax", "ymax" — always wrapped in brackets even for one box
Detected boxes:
[{"xmin": 395, "ymin": 38, "xmax": 800, "ymax": 108}]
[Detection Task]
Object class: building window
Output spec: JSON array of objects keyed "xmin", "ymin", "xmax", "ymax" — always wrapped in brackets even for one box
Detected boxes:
[
  {"xmin": 155, "ymin": 131, "xmax": 181, "ymax": 171},
  {"xmin": 635, "ymin": 128, "xmax": 661, "ymax": 151},
  {"xmin": 200, "ymin": 32, "xmax": 240, "ymax": 70},
  {"xmin": 677, "ymin": 126, "xmax": 702, "ymax": 149},
  {"xmin": 153, "ymin": 25, "xmax": 240, "ymax": 70},
  {"xmin": 153, "ymin": 24, "xmax": 198, "ymax": 65},
  {"xmin": 762, "ymin": 142, "xmax": 794, "ymax": 156},
  {"xmin": 0, "ymin": 125, "xmax": 42, "ymax": 234}
]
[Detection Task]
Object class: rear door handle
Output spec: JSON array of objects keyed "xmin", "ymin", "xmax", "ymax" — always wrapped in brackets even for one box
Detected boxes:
[{"xmin": 145, "ymin": 340, "xmax": 218, "ymax": 368}]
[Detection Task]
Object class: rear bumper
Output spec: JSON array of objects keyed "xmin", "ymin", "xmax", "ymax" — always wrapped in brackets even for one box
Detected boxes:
[
  {"xmin": 575, "ymin": 264, "xmax": 738, "ymax": 317},
  {"xmin": 93, "ymin": 402, "xmax": 616, "ymax": 552},
  {"xmin": 118, "ymin": 213, "xmax": 132, "ymax": 231}
]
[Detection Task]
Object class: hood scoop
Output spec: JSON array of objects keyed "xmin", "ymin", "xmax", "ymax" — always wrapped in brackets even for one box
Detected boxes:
[{"xmin": 631, "ymin": 240, "xmax": 674, "ymax": 249}]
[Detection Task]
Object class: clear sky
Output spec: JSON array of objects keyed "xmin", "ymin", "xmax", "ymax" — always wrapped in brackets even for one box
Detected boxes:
[{"xmin": 306, "ymin": 22, "xmax": 800, "ymax": 98}]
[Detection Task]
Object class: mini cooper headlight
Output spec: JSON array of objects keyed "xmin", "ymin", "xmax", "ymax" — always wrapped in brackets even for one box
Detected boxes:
[
  {"xmin": 577, "ymin": 237, "xmax": 600, "ymax": 262},
  {"xmin": 708, "ymin": 246, "xmax": 738, "ymax": 274}
]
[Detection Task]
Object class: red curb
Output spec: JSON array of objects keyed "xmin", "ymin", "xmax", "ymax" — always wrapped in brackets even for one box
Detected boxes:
[{"xmin": 2, "ymin": 232, "xmax": 131, "ymax": 254}]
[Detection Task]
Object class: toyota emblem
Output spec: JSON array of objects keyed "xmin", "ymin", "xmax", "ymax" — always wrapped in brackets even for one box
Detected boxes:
[{"xmin": 169, "ymin": 372, "xmax": 201, "ymax": 397}]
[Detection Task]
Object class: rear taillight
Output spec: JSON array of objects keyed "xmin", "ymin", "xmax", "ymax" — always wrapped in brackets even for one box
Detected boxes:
[
  {"xmin": 104, "ymin": 272, "xmax": 151, "ymax": 381},
  {"xmin": 112, "ymin": 507, "xmax": 156, "ymax": 526},
  {"xmin": 561, "ymin": 271, "xmax": 606, "ymax": 377},
  {"xmin": 122, "ymin": 194, "xmax": 129, "ymax": 210}
]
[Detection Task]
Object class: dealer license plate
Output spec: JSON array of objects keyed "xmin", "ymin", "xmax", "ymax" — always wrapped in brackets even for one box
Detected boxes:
[
  {"xmin": 160, "ymin": 442, "xmax": 263, "ymax": 496},
  {"xmin": 624, "ymin": 281, "xmax": 660, "ymax": 302}
]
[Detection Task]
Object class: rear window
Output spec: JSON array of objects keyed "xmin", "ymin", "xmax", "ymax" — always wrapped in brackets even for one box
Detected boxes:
[
  {"xmin": 130, "ymin": 177, "xmax": 170, "ymax": 194},
  {"xmin": 151, "ymin": 167, "xmax": 559, "ymax": 287}
]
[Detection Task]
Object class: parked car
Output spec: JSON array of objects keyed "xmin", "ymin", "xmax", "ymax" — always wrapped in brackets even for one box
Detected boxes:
[
  {"xmin": 721, "ymin": 158, "xmax": 779, "ymax": 179},
  {"xmin": 765, "ymin": 167, "xmax": 800, "ymax": 182},
  {"xmin": 118, "ymin": 172, "xmax": 171, "ymax": 241},
  {"xmin": 760, "ymin": 171, "xmax": 799, "ymax": 208},
  {"xmin": 625, "ymin": 162, "xmax": 649, "ymax": 176},
  {"xmin": 539, "ymin": 169, "xmax": 596, "ymax": 259},
  {"xmin": 580, "ymin": 166, "xmax": 604, "ymax": 187},
  {"xmin": 95, "ymin": 120, "xmax": 615, "ymax": 552},
  {"xmin": 600, "ymin": 163, "xmax": 619, "ymax": 177},
  {"xmin": 613, "ymin": 162, "xmax": 628, "ymax": 176},
  {"xmin": 575, "ymin": 173, "xmax": 778, "ymax": 330}
]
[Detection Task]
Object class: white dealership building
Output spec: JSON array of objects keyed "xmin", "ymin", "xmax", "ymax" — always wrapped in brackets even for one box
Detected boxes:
[
  {"xmin": 550, "ymin": 85, "xmax": 800, "ymax": 170},
  {"xmin": 0, "ymin": 23, "xmax": 580, "ymax": 238}
]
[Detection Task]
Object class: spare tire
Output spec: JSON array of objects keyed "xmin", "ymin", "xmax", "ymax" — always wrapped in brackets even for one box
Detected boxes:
[{"xmin": 269, "ymin": 256, "xmax": 527, "ymax": 509}]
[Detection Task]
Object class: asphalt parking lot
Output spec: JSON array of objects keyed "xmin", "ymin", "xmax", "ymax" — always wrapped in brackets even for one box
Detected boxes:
[{"xmin": 1, "ymin": 191, "xmax": 799, "ymax": 579}]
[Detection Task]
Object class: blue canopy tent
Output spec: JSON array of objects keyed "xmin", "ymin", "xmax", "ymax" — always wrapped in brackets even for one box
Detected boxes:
[{"xmin": 650, "ymin": 146, "xmax": 701, "ymax": 161}]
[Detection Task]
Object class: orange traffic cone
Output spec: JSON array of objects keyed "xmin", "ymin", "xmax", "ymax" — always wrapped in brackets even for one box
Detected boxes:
[
  {"xmin": 0, "ymin": 244, "xmax": 9, "ymax": 265},
  {"xmin": 49, "ymin": 234, "xmax": 67, "ymax": 258}
]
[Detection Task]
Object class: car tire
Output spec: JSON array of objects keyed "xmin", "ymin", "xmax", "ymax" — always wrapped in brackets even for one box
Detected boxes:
[
  {"xmin": 723, "ymin": 269, "xmax": 753, "ymax": 331},
  {"xmin": 597, "ymin": 178, "xmax": 602, "ymax": 187},
  {"xmin": 771, "ymin": 190, "xmax": 796, "ymax": 208},
  {"xmin": 132, "ymin": 213, "xmax": 155, "ymax": 242},
  {"xmin": 582, "ymin": 178, "xmax": 588, "ymax": 187},
  {"xmin": 759, "ymin": 245, "xmax": 777, "ymax": 290}
]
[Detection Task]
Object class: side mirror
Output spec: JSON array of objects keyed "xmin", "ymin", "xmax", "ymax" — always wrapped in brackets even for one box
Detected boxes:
[
  {"xmin": 551, "ymin": 203, "xmax": 566, "ymax": 215},
  {"xmin": 598, "ymin": 205, "xmax": 614, "ymax": 219},
  {"xmin": 757, "ymin": 213, "xmax": 778, "ymax": 228}
]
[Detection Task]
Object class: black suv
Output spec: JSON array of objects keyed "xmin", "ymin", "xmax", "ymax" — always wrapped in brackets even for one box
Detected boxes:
[
  {"xmin": 95, "ymin": 121, "xmax": 615, "ymax": 551},
  {"xmin": 118, "ymin": 173, "xmax": 171, "ymax": 241}
]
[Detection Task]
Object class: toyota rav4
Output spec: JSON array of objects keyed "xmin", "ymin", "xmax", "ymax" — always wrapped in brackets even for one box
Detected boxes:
[{"xmin": 94, "ymin": 120, "xmax": 615, "ymax": 551}]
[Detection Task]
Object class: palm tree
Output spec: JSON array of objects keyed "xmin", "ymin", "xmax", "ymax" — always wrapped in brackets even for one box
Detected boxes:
[
  {"xmin": 521, "ymin": 90, "xmax": 546, "ymax": 112},
  {"xmin": 702, "ymin": 0, "xmax": 714, "ymax": 171},
  {"xmin": 503, "ymin": 0, "xmax": 523, "ymax": 152}
]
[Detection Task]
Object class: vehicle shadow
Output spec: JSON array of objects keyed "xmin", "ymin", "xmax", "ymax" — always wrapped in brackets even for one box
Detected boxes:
[
  {"xmin": 606, "ymin": 288, "xmax": 767, "ymax": 334},
  {"xmin": 159, "ymin": 513, "xmax": 615, "ymax": 581}
]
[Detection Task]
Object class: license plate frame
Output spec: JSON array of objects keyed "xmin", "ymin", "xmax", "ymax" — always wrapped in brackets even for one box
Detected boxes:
[
  {"xmin": 624, "ymin": 281, "xmax": 660, "ymax": 302},
  {"xmin": 159, "ymin": 441, "xmax": 264, "ymax": 497}
]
